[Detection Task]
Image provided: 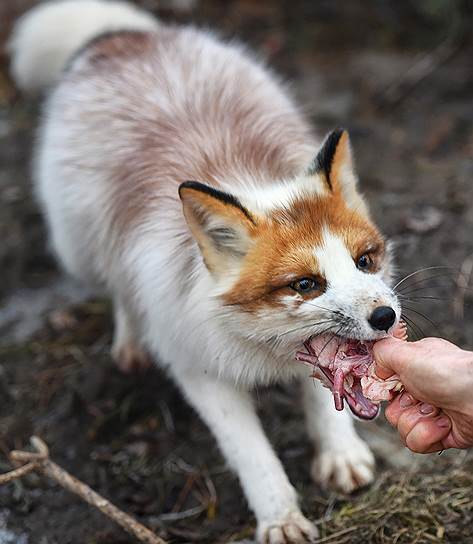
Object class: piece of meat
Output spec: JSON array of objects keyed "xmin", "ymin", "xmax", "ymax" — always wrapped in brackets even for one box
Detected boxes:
[
  {"xmin": 295, "ymin": 322, "xmax": 408, "ymax": 419},
  {"xmin": 361, "ymin": 372, "xmax": 403, "ymax": 401},
  {"xmin": 360, "ymin": 322, "xmax": 407, "ymax": 401}
]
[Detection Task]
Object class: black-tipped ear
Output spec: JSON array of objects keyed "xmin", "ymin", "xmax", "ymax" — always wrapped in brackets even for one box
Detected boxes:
[
  {"xmin": 178, "ymin": 181, "xmax": 255, "ymax": 224},
  {"xmin": 179, "ymin": 181, "xmax": 256, "ymax": 275},
  {"xmin": 306, "ymin": 129, "xmax": 369, "ymax": 213},
  {"xmin": 306, "ymin": 128, "xmax": 346, "ymax": 190}
]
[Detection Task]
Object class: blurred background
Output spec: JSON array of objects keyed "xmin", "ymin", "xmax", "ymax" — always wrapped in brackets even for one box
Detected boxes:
[{"xmin": 0, "ymin": 1, "xmax": 472, "ymax": 543}]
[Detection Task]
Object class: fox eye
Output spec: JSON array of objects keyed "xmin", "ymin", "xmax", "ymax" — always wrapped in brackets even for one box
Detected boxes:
[
  {"xmin": 357, "ymin": 253, "xmax": 373, "ymax": 271},
  {"xmin": 290, "ymin": 278, "xmax": 318, "ymax": 294}
]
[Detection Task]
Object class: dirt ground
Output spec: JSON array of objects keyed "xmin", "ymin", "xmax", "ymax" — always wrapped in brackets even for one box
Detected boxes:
[{"xmin": 0, "ymin": 1, "xmax": 473, "ymax": 543}]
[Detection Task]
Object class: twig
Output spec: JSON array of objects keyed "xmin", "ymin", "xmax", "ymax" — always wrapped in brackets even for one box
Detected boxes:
[
  {"xmin": 157, "ymin": 505, "xmax": 206, "ymax": 522},
  {"xmin": 2, "ymin": 436, "xmax": 167, "ymax": 544},
  {"xmin": 0, "ymin": 462, "xmax": 37, "ymax": 484},
  {"xmin": 377, "ymin": 1, "xmax": 470, "ymax": 109},
  {"xmin": 171, "ymin": 472, "xmax": 197, "ymax": 513},
  {"xmin": 379, "ymin": 38, "xmax": 459, "ymax": 108}
]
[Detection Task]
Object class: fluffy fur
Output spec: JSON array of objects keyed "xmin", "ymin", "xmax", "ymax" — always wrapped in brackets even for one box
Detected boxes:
[
  {"xmin": 10, "ymin": 2, "xmax": 400, "ymax": 542},
  {"xmin": 8, "ymin": 0, "xmax": 158, "ymax": 92}
]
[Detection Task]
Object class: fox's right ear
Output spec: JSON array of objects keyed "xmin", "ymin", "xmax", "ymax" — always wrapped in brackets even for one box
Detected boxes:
[{"xmin": 179, "ymin": 181, "xmax": 256, "ymax": 276}]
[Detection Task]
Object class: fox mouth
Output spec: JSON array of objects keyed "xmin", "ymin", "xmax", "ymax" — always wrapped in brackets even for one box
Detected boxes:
[{"xmin": 296, "ymin": 336, "xmax": 380, "ymax": 420}]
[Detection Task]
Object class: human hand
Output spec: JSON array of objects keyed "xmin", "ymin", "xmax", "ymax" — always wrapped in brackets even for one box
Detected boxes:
[{"xmin": 373, "ymin": 336, "xmax": 473, "ymax": 452}]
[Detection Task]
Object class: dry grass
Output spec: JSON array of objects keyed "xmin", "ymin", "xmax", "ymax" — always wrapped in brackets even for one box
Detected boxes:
[{"xmin": 319, "ymin": 467, "xmax": 473, "ymax": 544}]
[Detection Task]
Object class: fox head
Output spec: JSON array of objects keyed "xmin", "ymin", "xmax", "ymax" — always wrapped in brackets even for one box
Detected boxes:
[{"xmin": 179, "ymin": 130, "xmax": 400, "ymax": 358}]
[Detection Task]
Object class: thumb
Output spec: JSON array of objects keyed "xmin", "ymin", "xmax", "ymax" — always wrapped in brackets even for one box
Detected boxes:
[{"xmin": 373, "ymin": 337, "xmax": 411, "ymax": 379}]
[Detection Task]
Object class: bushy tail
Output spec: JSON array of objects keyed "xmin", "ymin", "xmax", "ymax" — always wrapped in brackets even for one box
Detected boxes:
[{"xmin": 8, "ymin": 0, "xmax": 158, "ymax": 92}]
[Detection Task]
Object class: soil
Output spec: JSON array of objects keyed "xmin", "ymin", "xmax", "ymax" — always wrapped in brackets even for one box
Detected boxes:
[{"xmin": 0, "ymin": 1, "xmax": 472, "ymax": 543}]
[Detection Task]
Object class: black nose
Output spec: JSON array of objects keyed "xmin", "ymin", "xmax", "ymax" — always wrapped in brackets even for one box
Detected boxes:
[{"xmin": 369, "ymin": 306, "xmax": 396, "ymax": 332}]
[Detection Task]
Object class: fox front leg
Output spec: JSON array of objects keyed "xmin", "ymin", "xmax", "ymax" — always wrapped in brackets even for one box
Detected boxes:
[
  {"xmin": 302, "ymin": 378, "xmax": 375, "ymax": 494},
  {"xmin": 172, "ymin": 371, "xmax": 318, "ymax": 543}
]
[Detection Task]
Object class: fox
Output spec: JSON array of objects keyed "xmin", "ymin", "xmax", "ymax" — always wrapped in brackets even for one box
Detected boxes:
[{"xmin": 9, "ymin": 1, "xmax": 401, "ymax": 541}]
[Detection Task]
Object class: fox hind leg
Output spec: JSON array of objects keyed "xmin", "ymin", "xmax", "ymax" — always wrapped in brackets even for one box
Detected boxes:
[{"xmin": 111, "ymin": 299, "xmax": 152, "ymax": 373}]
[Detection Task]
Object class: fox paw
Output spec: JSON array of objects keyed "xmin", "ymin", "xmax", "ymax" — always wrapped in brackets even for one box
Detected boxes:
[
  {"xmin": 311, "ymin": 438, "xmax": 375, "ymax": 493},
  {"xmin": 257, "ymin": 511, "xmax": 318, "ymax": 544},
  {"xmin": 112, "ymin": 341, "xmax": 153, "ymax": 373}
]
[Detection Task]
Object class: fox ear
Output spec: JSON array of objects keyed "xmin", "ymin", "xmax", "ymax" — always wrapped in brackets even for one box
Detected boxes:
[
  {"xmin": 179, "ymin": 181, "xmax": 256, "ymax": 275},
  {"xmin": 307, "ymin": 129, "xmax": 366, "ymax": 211}
]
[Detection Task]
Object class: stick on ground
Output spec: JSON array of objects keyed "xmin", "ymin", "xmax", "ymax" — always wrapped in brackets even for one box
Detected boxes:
[{"xmin": 1, "ymin": 436, "xmax": 167, "ymax": 544}]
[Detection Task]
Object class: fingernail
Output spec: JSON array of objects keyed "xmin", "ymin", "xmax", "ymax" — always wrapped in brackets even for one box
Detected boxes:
[
  {"xmin": 437, "ymin": 417, "xmax": 451, "ymax": 429},
  {"xmin": 419, "ymin": 403, "xmax": 435, "ymax": 415},
  {"xmin": 399, "ymin": 393, "xmax": 415, "ymax": 408}
]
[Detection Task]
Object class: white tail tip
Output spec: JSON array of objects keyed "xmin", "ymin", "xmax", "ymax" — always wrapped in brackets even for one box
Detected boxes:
[{"xmin": 8, "ymin": 0, "xmax": 158, "ymax": 93}]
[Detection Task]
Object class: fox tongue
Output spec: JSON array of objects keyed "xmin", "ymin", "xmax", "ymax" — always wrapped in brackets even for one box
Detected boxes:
[{"xmin": 345, "ymin": 383, "xmax": 381, "ymax": 420}]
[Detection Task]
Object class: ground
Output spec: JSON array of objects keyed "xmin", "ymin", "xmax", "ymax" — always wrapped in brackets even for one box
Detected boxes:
[{"xmin": 0, "ymin": 1, "xmax": 472, "ymax": 543}]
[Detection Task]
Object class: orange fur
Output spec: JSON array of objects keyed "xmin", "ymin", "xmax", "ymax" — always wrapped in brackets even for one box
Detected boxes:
[
  {"xmin": 329, "ymin": 131, "xmax": 352, "ymax": 191},
  {"xmin": 223, "ymin": 191, "xmax": 384, "ymax": 309}
]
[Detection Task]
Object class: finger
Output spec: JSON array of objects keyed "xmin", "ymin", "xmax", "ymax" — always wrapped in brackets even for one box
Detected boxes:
[
  {"xmin": 405, "ymin": 416, "xmax": 452, "ymax": 453},
  {"xmin": 442, "ymin": 431, "xmax": 465, "ymax": 450},
  {"xmin": 373, "ymin": 337, "xmax": 411, "ymax": 379},
  {"xmin": 409, "ymin": 440, "xmax": 445, "ymax": 454},
  {"xmin": 439, "ymin": 418, "xmax": 466, "ymax": 449},
  {"xmin": 397, "ymin": 402, "xmax": 439, "ymax": 442},
  {"xmin": 385, "ymin": 392, "xmax": 419, "ymax": 426}
]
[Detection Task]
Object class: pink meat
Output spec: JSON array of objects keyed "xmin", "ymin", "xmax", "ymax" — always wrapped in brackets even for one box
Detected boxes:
[
  {"xmin": 295, "ymin": 323, "xmax": 407, "ymax": 417},
  {"xmin": 361, "ymin": 372, "xmax": 403, "ymax": 401},
  {"xmin": 361, "ymin": 323, "xmax": 407, "ymax": 401}
]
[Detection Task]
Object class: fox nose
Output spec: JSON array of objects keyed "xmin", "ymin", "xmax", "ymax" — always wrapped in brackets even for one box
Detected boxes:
[{"xmin": 369, "ymin": 306, "xmax": 396, "ymax": 332}]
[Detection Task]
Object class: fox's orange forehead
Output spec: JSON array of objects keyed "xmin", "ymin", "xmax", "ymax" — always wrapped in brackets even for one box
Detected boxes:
[{"xmin": 223, "ymin": 191, "xmax": 384, "ymax": 307}]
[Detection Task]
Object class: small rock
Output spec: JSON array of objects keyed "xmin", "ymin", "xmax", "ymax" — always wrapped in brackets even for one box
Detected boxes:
[
  {"xmin": 405, "ymin": 206, "xmax": 443, "ymax": 233},
  {"xmin": 125, "ymin": 441, "xmax": 150, "ymax": 457},
  {"xmin": 48, "ymin": 308, "xmax": 78, "ymax": 331}
]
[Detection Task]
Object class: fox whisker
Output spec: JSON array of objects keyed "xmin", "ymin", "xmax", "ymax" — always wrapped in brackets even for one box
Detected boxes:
[
  {"xmin": 401, "ymin": 305, "xmax": 439, "ymax": 332},
  {"xmin": 393, "ymin": 266, "xmax": 457, "ymax": 291},
  {"xmin": 401, "ymin": 313, "xmax": 425, "ymax": 340},
  {"xmin": 276, "ymin": 319, "xmax": 340, "ymax": 339}
]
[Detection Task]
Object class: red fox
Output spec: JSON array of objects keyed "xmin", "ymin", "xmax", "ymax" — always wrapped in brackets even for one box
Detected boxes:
[{"xmin": 9, "ymin": 1, "xmax": 400, "ymax": 541}]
